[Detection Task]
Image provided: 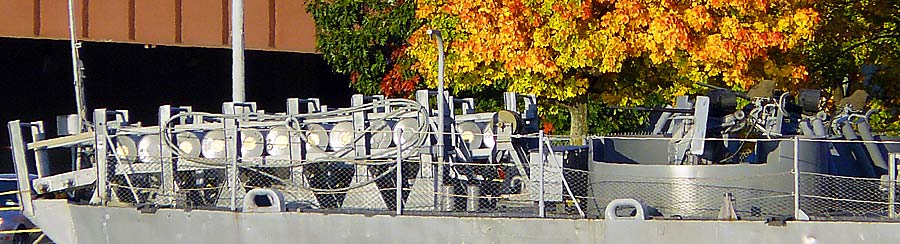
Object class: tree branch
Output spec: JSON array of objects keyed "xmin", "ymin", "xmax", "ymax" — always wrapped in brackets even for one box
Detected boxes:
[
  {"xmin": 841, "ymin": 34, "xmax": 900, "ymax": 53},
  {"xmin": 811, "ymin": 34, "xmax": 900, "ymax": 71}
]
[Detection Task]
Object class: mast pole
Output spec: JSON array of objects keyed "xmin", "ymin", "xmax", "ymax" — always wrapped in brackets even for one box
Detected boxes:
[
  {"xmin": 67, "ymin": 0, "xmax": 88, "ymax": 131},
  {"xmin": 232, "ymin": 0, "xmax": 246, "ymax": 102}
]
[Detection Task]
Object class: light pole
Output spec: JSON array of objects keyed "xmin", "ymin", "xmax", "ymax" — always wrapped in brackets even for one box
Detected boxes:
[{"xmin": 427, "ymin": 29, "xmax": 447, "ymax": 164}]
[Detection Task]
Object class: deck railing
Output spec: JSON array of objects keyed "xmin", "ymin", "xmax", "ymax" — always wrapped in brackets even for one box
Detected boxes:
[{"xmin": 10, "ymin": 117, "xmax": 900, "ymax": 221}]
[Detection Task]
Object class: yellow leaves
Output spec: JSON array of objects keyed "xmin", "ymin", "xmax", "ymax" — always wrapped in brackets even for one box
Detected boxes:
[
  {"xmin": 683, "ymin": 5, "xmax": 713, "ymax": 31},
  {"xmin": 790, "ymin": 8, "xmax": 820, "ymax": 38},
  {"xmin": 669, "ymin": 85, "xmax": 692, "ymax": 99},
  {"xmin": 508, "ymin": 76, "xmax": 588, "ymax": 101},
  {"xmin": 532, "ymin": 27, "xmax": 551, "ymax": 48},
  {"xmin": 601, "ymin": 37, "xmax": 627, "ymax": 72},
  {"xmin": 776, "ymin": 17, "xmax": 791, "ymax": 31},
  {"xmin": 408, "ymin": 0, "xmax": 820, "ymax": 105},
  {"xmin": 790, "ymin": 65, "xmax": 809, "ymax": 80},
  {"xmin": 718, "ymin": 17, "xmax": 740, "ymax": 38}
]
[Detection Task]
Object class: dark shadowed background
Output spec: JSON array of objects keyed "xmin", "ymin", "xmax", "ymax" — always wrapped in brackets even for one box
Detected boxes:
[{"xmin": 0, "ymin": 37, "xmax": 352, "ymax": 173}]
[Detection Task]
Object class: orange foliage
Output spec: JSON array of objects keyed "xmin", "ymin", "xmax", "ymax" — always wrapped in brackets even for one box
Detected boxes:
[
  {"xmin": 408, "ymin": 0, "xmax": 820, "ymax": 104},
  {"xmin": 380, "ymin": 46, "xmax": 421, "ymax": 98}
]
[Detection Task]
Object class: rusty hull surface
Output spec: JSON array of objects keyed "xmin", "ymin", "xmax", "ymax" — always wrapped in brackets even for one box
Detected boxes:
[{"xmin": 0, "ymin": 0, "xmax": 316, "ymax": 53}]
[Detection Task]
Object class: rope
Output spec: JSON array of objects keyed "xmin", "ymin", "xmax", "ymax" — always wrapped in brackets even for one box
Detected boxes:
[{"xmin": 0, "ymin": 229, "xmax": 42, "ymax": 234}]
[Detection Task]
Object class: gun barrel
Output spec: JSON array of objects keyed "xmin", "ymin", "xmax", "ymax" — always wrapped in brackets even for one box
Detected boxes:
[
  {"xmin": 696, "ymin": 83, "xmax": 750, "ymax": 100},
  {"xmin": 608, "ymin": 106, "xmax": 695, "ymax": 114}
]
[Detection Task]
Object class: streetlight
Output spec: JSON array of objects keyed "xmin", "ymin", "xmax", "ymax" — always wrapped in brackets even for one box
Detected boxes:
[{"xmin": 426, "ymin": 29, "xmax": 447, "ymax": 162}]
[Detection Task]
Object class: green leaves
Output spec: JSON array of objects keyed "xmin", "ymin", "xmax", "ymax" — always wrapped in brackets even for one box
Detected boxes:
[
  {"xmin": 307, "ymin": 0, "xmax": 422, "ymax": 96},
  {"xmin": 800, "ymin": 0, "xmax": 900, "ymax": 132}
]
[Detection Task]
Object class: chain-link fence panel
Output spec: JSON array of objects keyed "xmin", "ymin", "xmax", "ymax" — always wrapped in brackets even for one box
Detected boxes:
[
  {"xmin": 529, "ymin": 140, "xmax": 591, "ymax": 218},
  {"xmin": 799, "ymin": 172, "xmax": 900, "ymax": 220},
  {"xmin": 589, "ymin": 172, "xmax": 795, "ymax": 220},
  {"xmin": 237, "ymin": 160, "xmax": 401, "ymax": 212},
  {"xmin": 107, "ymin": 133, "xmax": 167, "ymax": 207}
]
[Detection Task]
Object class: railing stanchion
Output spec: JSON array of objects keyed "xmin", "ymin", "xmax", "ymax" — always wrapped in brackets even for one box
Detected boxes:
[
  {"xmin": 889, "ymin": 152, "xmax": 897, "ymax": 218},
  {"xmin": 92, "ymin": 109, "xmax": 109, "ymax": 205},
  {"xmin": 396, "ymin": 128, "xmax": 404, "ymax": 215},
  {"xmin": 793, "ymin": 136, "xmax": 801, "ymax": 220},
  {"xmin": 223, "ymin": 103, "xmax": 239, "ymax": 211},
  {"xmin": 538, "ymin": 131, "xmax": 545, "ymax": 218}
]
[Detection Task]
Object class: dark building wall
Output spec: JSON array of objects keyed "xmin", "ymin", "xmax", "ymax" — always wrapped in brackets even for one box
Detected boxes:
[{"xmin": 0, "ymin": 37, "xmax": 352, "ymax": 173}]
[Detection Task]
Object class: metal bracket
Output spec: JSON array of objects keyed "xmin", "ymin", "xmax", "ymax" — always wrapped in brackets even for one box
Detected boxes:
[
  {"xmin": 29, "ymin": 122, "xmax": 51, "ymax": 178},
  {"xmin": 158, "ymin": 105, "xmax": 176, "ymax": 205},
  {"xmin": 8, "ymin": 120, "xmax": 35, "ymax": 217},
  {"xmin": 223, "ymin": 102, "xmax": 240, "ymax": 210},
  {"xmin": 690, "ymin": 96, "xmax": 709, "ymax": 156},
  {"xmin": 90, "ymin": 109, "xmax": 109, "ymax": 205}
]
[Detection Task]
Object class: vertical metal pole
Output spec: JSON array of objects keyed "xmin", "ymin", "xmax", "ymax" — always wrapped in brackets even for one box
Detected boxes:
[
  {"xmin": 8, "ymin": 121, "xmax": 34, "ymax": 217},
  {"xmin": 793, "ymin": 136, "xmax": 801, "ymax": 220},
  {"xmin": 427, "ymin": 30, "xmax": 448, "ymax": 213},
  {"xmin": 29, "ymin": 122, "xmax": 51, "ymax": 178},
  {"xmin": 92, "ymin": 109, "xmax": 109, "ymax": 205},
  {"xmin": 231, "ymin": 0, "xmax": 246, "ymax": 102},
  {"xmin": 286, "ymin": 98, "xmax": 301, "ymax": 184},
  {"xmin": 67, "ymin": 0, "xmax": 88, "ymax": 130},
  {"xmin": 889, "ymin": 153, "xmax": 897, "ymax": 218},
  {"xmin": 427, "ymin": 29, "xmax": 446, "ymax": 173},
  {"xmin": 428, "ymin": 154, "xmax": 442, "ymax": 211},
  {"xmin": 159, "ymin": 106, "xmax": 175, "ymax": 205},
  {"xmin": 351, "ymin": 95, "xmax": 369, "ymax": 158},
  {"xmin": 538, "ymin": 130, "xmax": 545, "ymax": 218},
  {"xmin": 396, "ymin": 131, "xmax": 403, "ymax": 215},
  {"xmin": 223, "ymin": 103, "xmax": 240, "ymax": 210}
]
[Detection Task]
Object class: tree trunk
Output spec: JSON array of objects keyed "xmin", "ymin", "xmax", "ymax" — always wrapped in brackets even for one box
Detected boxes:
[{"xmin": 567, "ymin": 100, "xmax": 588, "ymax": 145}]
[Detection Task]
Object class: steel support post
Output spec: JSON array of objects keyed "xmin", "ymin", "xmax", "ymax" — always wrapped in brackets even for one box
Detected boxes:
[
  {"xmin": 92, "ymin": 109, "xmax": 109, "ymax": 205},
  {"xmin": 793, "ymin": 136, "xmax": 801, "ymax": 220},
  {"xmin": 286, "ymin": 98, "xmax": 302, "ymax": 183},
  {"xmin": 67, "ymin": 0, "xmax": 88, "ymax": 129},
  {"xmin": 8, "ymin": 121, "xmax": 34, "ymax": 217},
  {"xmin": 396, "ymin": 134, "xmax": 404, "ymax": 215},
  {"xmin": 427, "ymin": 30, "xmax": 448, "ymax": 191},
  {"xmin": 231, "ymin": 0, "xmax": 245, "ymax": 102},
  {"xmin": 352, "ymin": 94, "xmax": 369, "ymax": 158},
  {"xmin": 889, "ymin": 153, "xmax": 898, "ymax": 218},
  {"xmin": 29, "ymin": 122, "xmax": 51, "ymax": 178},
  {"xmin": 159, "ymin": 105, "xmax": 175, "ymax": 205},
  {"xmin": 223, "ymin": 103, "xmax": 240, "ymax": 210},
  {"xmin": 538, "ymin": 130, "xmax": 545, "ymax": 218}
]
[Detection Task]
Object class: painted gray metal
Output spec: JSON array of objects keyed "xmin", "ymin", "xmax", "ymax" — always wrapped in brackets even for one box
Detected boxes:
[
  {"xmin": 28, "ymin": 199, "xmax": 900, "ymax": 244},
  {"xmin": 8, "ymin": 120, "xmax": 35, "ymax": 217},
  {"xmin": 589, "ymin": 138, "xmax": 830, "ymax": 218}
]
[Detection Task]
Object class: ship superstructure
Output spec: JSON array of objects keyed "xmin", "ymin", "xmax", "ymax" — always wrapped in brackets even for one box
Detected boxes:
[{"xmin": 8, "ymin": 79, "xmax": 900, "ymax": 243}]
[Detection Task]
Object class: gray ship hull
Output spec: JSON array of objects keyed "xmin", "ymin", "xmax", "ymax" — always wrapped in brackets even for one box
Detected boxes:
[{"xmin": 28, "ymin": 199, "xmax": 900, "ymax": 244}]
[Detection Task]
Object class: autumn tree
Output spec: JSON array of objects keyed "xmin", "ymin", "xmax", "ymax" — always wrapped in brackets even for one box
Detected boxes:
[
  {"xmin": 407, "ymin": 0, "xmax": 819, "ymax": 139},
  {"xmin": 306, "ymin": 0, "xmax": 421, "ymax": 97}
]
